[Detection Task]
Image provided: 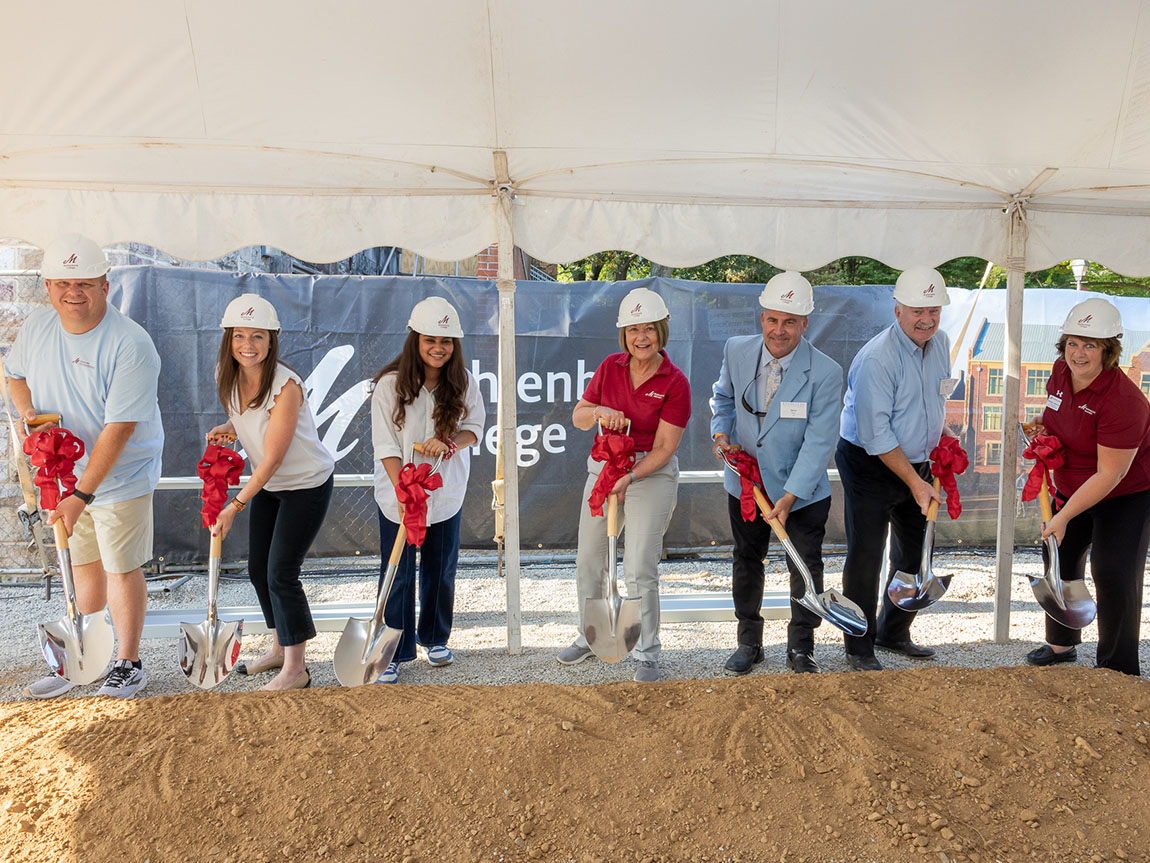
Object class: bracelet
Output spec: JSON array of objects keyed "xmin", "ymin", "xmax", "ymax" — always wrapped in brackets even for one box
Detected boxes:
[
  {"xmin": 439, "ymin": 437, "xmax": 458, "ymax": 460},
  {"xmin": 628, "ymin": 470, "xmax": 637, "ymax": 483},
  {"xmin": 230, "ymin": 497, "xmax": 247, "ymax": 512}
]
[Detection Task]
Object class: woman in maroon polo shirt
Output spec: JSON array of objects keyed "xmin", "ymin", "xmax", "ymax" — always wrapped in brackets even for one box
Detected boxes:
[
  {"xmin": 1026, "ymin": 297, "xmax": 1150, "ymax": 676},
  {"xmin": 556, "ymin": 287, "xmax": 692, "ymax": 682}
]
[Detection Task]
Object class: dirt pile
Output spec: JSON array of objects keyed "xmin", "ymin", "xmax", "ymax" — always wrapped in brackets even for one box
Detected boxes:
[{"xmin": 1, "ymin": 666, "xmax": 1147, "ymax": 863}]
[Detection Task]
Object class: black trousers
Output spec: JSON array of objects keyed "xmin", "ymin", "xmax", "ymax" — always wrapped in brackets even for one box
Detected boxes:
[
  {"xmin": 728, "ymin": 493, "xmax": 831, "ymax": 652},
  {"xmin": 247, "ymin": 473, "xmax": 333, "ymax": 647},
  {"xmin": 835, "ymin": 438, "xmax": 929, "ymax": 656},
  {"xmin": 1045, "ymin": 488, "xmax": 1150, "ymax": 676}
]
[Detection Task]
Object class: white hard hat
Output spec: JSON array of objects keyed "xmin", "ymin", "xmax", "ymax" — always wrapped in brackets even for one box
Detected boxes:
[
  {"xmin": 758, "ymin": 271, "xmax": 814, "ymax": 316},
  {"xmin": 616, "ymin": 287, "xmax": 670, "ymax": 328},
  {"xmin": 1062, "ymin": 297, "xmax": 1123, "ymax": 339},
  {"xmin": 408, "ymin": 296, "xmax": 464, "ymax": 338},
  {"xmin": 220, "ymin": 294, "xmax": 281, "ymax": 331},
  {"xmin": 40, "ymin": 233, "xmax": 110, "ymax": 280},
  {"xmin": 893, "ymin": 266, "xmax": 950, "ymax": 307}
]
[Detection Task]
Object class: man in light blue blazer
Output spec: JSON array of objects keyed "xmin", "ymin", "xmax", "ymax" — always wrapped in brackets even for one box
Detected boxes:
[{"xmin": 710, "ymin": 272, "xmax": 843, "ymax": 675}]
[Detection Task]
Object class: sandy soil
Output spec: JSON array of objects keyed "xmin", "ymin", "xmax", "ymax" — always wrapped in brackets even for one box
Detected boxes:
[{"xmin": 1, "ymin": 665, "xmax": 1147, "ymax": 863}]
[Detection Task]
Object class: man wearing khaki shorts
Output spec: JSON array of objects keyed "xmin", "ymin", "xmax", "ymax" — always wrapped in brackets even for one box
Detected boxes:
[{"xmin": 5, "ymin": 234, "xmax": 163, "ymax": 699}]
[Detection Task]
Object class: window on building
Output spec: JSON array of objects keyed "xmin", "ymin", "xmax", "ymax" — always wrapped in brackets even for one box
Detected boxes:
[
  {"xmin": 1141, "ymin": 373, "xmax": 1150, "ymax": 398},
  {"xmin": 986, "ymin": 441, "xmax": 1002, "ymax": 465},
  {"xmin": 1026, "ymin": 368, "xmax": 1049, "ymax": 397},
  {"xmin": 1024, "ymin": 405, "xmax": 1044, "ymax": 423},
  {"xmin": 983, "ymin": 405, "xmax": 1003, "ymax": 431},
  {"xmin": 987, "ymin": 367, "xmax": 1003, "ymax": 396}
]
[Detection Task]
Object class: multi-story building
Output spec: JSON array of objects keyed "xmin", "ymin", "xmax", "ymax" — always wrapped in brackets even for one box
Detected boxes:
[{"xmin": 960, "ymin": 320, "xmax": 1150, "ymax": 473}]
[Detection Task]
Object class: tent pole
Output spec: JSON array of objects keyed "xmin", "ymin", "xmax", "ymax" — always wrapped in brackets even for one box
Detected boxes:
[
  {"xmin": 992, "ymin": 200, "xmax": 1028, "ymax": 643},
  {"xmin": 494, "ymin": 154, "xmax": 522, "ymax": 655}
]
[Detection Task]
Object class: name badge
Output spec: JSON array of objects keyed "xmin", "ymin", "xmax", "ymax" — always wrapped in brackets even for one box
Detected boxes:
[
  {"xmin": 780, "ymin": 401, "xmax": 807, "ymax": 419},
  {"xmin": 940, "ymin": 377, "xmax": 959, "ymax": 397},
  {"xmin": 1045, "ymin": 395, "xmax": 1062, "ymax": 411}
]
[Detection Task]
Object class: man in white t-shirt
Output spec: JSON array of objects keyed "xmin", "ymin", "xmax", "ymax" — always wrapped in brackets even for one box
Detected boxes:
[{"xmin": 5, "ymin": 234, "xmax": 163, "ymax": 699}]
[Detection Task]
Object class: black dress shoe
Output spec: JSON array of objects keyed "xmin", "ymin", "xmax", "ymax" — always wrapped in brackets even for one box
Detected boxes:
[
  {"xmin": 1025, "ymin": 644, "xmax": 1077, "ymax": 666},
  {"xmin": 874, "ymin": 638, "xmax": 936, "ymax": 659},
  {"xmin": 723, "ymin": 644, "xmax": 764, "ymax": 675},
  {"xmin": 785, "ymin": 649, "xmax": 820, "ymax": 674},
  {"xmin": 846, "ymin": 653, "xmax": 883, "ymax": 672}
]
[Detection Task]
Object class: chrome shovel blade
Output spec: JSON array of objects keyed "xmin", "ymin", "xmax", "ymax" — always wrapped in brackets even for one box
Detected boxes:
[
  {"xmin": 37, "ymin": 609, "xmax": 115, "ymax": 686},
  {"xmin": 584, "ymin": 596, "xmax": 642, "ymax": 663},
  {"xmin": 334, "ymin": 617, "xmax": 403, "ymax": 687},
  {"xmin": 1031, "ymin": 535, "xmax": 1097, "ymax": 627},
  {"xmin": 777, "ymin": 535, "xmax": 869, "ymax": 636},
  {"xmin": 178, "ymin": 619, "xmax": 244, "ymax": 690},
  {"xmin": 888, "ymin": 522, "xmax": 950, "ymax": 610}
]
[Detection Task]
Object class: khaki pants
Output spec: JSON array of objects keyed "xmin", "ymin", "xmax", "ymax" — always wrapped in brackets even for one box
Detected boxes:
[{"xmin": 572, "ymin": 452, "xmax": 679, "ymax": 663}]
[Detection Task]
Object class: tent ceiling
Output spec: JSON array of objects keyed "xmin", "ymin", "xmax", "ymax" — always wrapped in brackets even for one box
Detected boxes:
[{"xmin": 5, "ymin": 0, "xmax": 1150, "ymax": 271}]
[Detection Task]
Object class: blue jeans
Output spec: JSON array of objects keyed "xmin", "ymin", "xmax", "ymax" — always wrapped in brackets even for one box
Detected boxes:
[
  {"xmin": 247, "ymin": 473, "xmax": 333, "ymax": 647},
  {"xmin": 377, "ymin": 509, "xmax": 462, "ymax": 663}
]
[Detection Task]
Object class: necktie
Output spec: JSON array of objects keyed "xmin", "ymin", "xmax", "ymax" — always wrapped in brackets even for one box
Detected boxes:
[{"xmin": 762, "ymin": 359, "xmax": 783, "ymax": 413}]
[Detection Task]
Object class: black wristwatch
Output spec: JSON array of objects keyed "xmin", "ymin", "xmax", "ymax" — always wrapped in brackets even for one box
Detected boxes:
[{"xmin": 72, "ymin": 489, "xmax": 95, "ymax": 505}]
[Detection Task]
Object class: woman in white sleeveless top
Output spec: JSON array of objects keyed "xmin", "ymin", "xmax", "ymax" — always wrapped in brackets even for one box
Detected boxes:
[{"xmin": 207, "ymin": 294, "xmax": 334, "ymax": 690}]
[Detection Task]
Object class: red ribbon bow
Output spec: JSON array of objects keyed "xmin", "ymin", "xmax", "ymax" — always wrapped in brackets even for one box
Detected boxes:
[
  {"xmin": 587, "ymin": 431, "xmax": 636, "ymax": 517},
  {"xmin": 726, "ymin": 449, "xmax": 764, "ymax": 522},
  {"xmin": 396, "ymin": 462, "xmax": 444, "ymax": 547},
  {"xmin": 929, "ymin": 437, "xmax": 969, "ymax": 520},
  {"xmin": 197, "ymin": 444, "xmax": 245, "ymax": 528},
  {"xmin": 1022, "ymin": 433, "xmax": 1064, "ymax": 503},
  {"xmin": 24, "ymin": 428, "xmax": 85, "ymax": 511}
]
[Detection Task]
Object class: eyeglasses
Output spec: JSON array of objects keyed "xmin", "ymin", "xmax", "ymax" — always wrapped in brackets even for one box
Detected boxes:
[{"xmin": 741, "ymin": 370, "xmax": 767, "ymax": 418}]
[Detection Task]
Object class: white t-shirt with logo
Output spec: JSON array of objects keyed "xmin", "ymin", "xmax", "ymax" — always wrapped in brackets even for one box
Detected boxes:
[{"xmin": 6, "ymin": 305, "xmax": 164, "ymax": 504}]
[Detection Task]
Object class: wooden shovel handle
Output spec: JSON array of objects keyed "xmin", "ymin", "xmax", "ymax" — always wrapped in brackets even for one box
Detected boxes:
[
  {"xmin": 27, "ymin": 413, "xmax": 60, "ymax": 427},
  {"xmin": 926, "ymin": 477, "xmax": 942, "ymax": 523},
  {"xmin": 1039, "ymin": 474, "xmax": 1054, "ymax": 523},
  {"xmin": 750, "ymin": 486, "xmax": 788, "ymax": 540},
  {"xmin": 606, "ymin": 493, "xmax": 619, "ymax": 539},
  {"xmin": 209, "ymin": 530, "xmax": 222, "ymax": 558},
  {"xmin": 51, "ymin": 518, "xmax": 69, "ymax": 551},
  {"xmin": 387, "ymin": 523, "xmax": 408, "ymax": 567}
]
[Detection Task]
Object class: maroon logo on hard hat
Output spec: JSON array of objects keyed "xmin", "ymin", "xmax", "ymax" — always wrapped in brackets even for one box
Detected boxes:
[
  {"xmin": 781, "ymin": 290, "xmax": 794, "ymax": 301},
  {"xmin": 925, "ymin": 283, "xmax": 936, "ymax": 294},
  {"xmin": 62, "ymin": 253, "xmax": 79, "ymax": 269},
  {"xmin": 1078, "ymin": 314, "xmax": 1093, "ymax": 326},
  {"xmin": 438, "ymin": 314, "xmax": 450, "ymax": 328},
  {"xmin": 631, "ymin": 302, "xmax": 643, "ymax": 316},
  {"xmin": 240, "ymin": 307, "xmax": 255, "ymax": 320}
]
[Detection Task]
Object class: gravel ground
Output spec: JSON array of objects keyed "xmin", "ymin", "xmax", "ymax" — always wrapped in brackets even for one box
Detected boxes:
[{"xmin": 2, "ymin": 546, "xmax": 1148, "ymax": 701}]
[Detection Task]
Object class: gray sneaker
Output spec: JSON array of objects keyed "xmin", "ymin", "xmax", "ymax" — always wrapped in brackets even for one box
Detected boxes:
[
  {"xmin": 633, "ymin": 661, "xmax": 661, "ymax": 682},
  {"xmin": 97, "ymin": 660, "xmax": 147, "ymax": 698},
  {"xmin": 24, "ymin": 674, "xmax": 76, "ymax": 700},
  {"xmin": 556, "ymin": 643, "xmax": 594, "ymax": 665}
]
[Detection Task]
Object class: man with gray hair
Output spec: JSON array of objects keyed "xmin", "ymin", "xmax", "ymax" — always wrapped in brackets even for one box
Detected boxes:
[
  {"xmin": 711, "ymin": 272, "xmax": 843, "ymax": 675},
  {"xmin": 6, "ymin": 234, "xmax": 163, "ymax": 699},
  {"xmin": 835, "ymin": 267, "xmax": 956, "ymax": 671}
]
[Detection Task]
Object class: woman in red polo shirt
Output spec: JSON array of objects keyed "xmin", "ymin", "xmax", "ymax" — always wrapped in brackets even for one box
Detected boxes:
[
  {"xmin": 556, "ymin": 287, "xmax": 692, "ymax": 682},
  {"xmin": 1026, "ymin": 298, "xmax": 1150, "ymax": 676}
]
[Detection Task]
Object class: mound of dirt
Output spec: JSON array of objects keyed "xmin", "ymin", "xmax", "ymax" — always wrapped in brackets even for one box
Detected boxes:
[{"xmin": 1, "ymin": 666, "xmax": 1147, "ymax": 863}]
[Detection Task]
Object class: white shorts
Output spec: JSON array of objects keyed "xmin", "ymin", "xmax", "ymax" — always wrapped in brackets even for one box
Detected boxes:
[{"xmin": 68, "ymin": 493, "xmax": 154, "ymax": 574}]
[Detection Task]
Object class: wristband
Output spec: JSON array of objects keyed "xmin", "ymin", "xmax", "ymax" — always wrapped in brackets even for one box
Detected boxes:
[
  {"xmin": 439, "ymin": 437, "xmax": 459, "ymax": 460},
  {"xmin": 230, "ymin": 497, "xmax": 247, "ymax": 512},
  {"xmin": 71, "ymin": 488, "xmax": 95, "ymax": 505},
  {"xmin": 628, "ymin": 470, "xmax": 637, "ymax": 483}
]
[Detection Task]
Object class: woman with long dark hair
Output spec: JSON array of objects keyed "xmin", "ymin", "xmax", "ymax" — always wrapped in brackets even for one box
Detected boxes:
[
  {"xmin": 207, "ymin": 294, "xmax": 334, "ymax": 690},
  {"xmin": 370, "ymin": 297, "xmax": 484, "ymax": 684}
]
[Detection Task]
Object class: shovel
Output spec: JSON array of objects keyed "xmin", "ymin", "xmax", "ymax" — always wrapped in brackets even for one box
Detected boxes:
[
  {"xmin": 334, "ymin": 445, "xmax": 443, "ymax": 686},
  {"xmin": 38, "ymin": 508, "xmax": 115, "ymax": 685},
  {"xmin": 888, "ymin": 477, "xmax": 951, "ymax": 610},
  {"xmin": 178, "ymin": 529, "xmax": 243, "ymax": 689},
  {"xmin": 1018, "ymin": 422, "xmax": 1096, "ymax": 627},
  {"xmin": 721, "ymin": 448, "xmax": 867, "ymax": 635},
  {"xmin": 583, "ymin": 492, "xmax": 643, "ymax": 661},
  {"xmin": 1032, "ymin": 458, "xmax": 1097, "ymax": 630}
]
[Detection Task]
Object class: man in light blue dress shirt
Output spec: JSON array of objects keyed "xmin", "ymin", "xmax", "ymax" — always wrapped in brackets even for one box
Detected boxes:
[
  {"xmin": 836, "ymin": 267, "xmax": 956, "ymax": 671},
  {"xmin": 711, "ymin": 272, "xmax": 843, "ymax": 675}
]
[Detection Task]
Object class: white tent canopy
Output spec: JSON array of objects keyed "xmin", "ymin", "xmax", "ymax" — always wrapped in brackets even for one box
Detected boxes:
[{"xmin": 6, "ymin": 0, "xmax": 1150, "ymax": 644}]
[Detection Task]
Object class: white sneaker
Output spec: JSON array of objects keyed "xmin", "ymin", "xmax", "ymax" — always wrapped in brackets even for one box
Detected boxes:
[
  {"xmin": 376, "ymin": 662, "xmax": 399, "ymax": 684},
  {"xmin": 97, "ymin": 660, "xmax": 147, "ymax": 698},
  {"xmin": 24, "ymin": 674, "xmax": 76, "ymax": 700},
  {"xmin": 426, "ymin": 645, "xmax": 453, "ymax": 667}
]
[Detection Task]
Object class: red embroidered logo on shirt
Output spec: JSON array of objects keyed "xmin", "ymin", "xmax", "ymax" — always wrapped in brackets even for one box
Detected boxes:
[{"xmin": 71, "ymin": 357, "xmax": 94, "ymax": 369}]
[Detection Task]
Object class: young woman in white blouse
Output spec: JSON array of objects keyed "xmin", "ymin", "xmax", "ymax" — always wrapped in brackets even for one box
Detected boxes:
[
  {"xmin": 370, "ymin": 297, "xmax": 484, "ymax": 684},
  {"xmin": 208, "ymin": 294, "xmax": 335, "ymax": 691}
]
